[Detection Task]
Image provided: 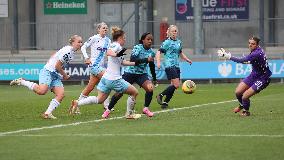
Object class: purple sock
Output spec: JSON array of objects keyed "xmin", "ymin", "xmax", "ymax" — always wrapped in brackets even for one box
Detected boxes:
[
  {"xmin": 236, "ymin": 93, "xmax": 243, "ymax": 106},
  {"xmin": 242, "ymin": 99, "xmax": 250, "ymax": 111}
]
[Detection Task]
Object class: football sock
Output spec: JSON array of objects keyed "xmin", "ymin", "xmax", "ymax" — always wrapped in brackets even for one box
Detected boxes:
[
  {"xmin": 161, "ymin": 85, "xmax": 176, "ymax": 96},
  {"xmin": 78, "ymin": 96, "xmax": 98, "ymax": 106},
  {"xmin": 21, "ymin": 80, "xmax": 36, "ymax": 90},
  {"xmin": 108, "ymin": 94, "xmax": 123, "ymax": 110},
  {"xmin": 164, "ymin": 85, "xmax": 177, "ymax": 103},
  {"xmin": 78, "ymin": 93, "xmax": 88, "ymax": 100},
  {"xmin": 144, "ymin": 91, "xmax": 153, "ymax": 107},
  {"xmin": 45, "ymin": 99, "xmax": 60, "ymax": 114},
  {"xmin": 242, "ymin": 98, "xmax": 250, "ymax": 111},
  {"xmin": 103, "ymin": 95, "xmax": 110, "ymax": 109},
  {"xmin": 236, "ymin": 93, "xmax": 243, "ymax": 107},
  {"xmin": 126, "ymin": 96, "xmax": 136, "ymax": 114}
]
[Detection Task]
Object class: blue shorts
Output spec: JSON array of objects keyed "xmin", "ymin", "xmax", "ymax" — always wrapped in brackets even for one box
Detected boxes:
[
  {"xmin": 165, "ymin": 67, "xmax": 180, "ymax": 80},
  {"xmin": 89, "ymin": 65, "xmax": 105, "ymax": 76},
  {"xmin": 39, "ymin": 68, "xmax": 63, "ymax": 88},
  {"xmin": 122, "ymin": 72, "xmax": 149, "ymax": 87},
  {"xmin": 97, "ymin": 77, "xmax": 130, "ymax": 94},
  {"xmin": 243, "ymin": 73, "xmax": 271, "ymax": 93}
]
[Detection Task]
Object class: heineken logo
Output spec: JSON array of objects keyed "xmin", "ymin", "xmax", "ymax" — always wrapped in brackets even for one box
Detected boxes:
[
  {"xmin": 45, "ymin": 2, "xmax": 86, "ymax": 9},
  {"xmin": 44, "ymin": 0, "xmax": 87, "ymax": 14}
]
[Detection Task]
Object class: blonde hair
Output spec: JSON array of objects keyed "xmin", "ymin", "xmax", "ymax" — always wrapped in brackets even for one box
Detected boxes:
[
  {"xmin": 111, "ymin": 26, "xmax": 125, "ymax": 41},
  {"xmin": 96, "ymin": 22, "xmax": 108, "ymax": 32},
  {"xmin": 68, "ymin": 35, "xmax": 81, "ymax": 44},
  {"xmin": 166, "ymin": 25, "xmax": 178, "ymax": 37}
]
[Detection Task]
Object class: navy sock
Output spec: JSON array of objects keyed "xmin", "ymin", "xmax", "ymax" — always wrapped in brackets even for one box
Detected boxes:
[
  {"xmin": 161, "ymin": 85, "xmax": 175, "ymax": 96},
  {"xmin": 164, "ymin": 85, "xmax": 177, "ymax": 103},
  {"xmin": 242, "ymin": 98, "xmax": 250, "ymax": 111},
  {"xmin": 236, "ymin": 93, "xmax": 243, "ymax": 107},
  {"xmin": 108, "ymin": 93, "xmax": 123, "ymax": 110},
  {"xmin": 144, "ymin": 91, "xmax": 153, "ymax": 107}
]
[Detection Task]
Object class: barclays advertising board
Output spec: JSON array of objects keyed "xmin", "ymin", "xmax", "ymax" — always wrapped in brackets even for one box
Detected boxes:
[
  {"xmin": 180, "ymin": 60, "xmax": 284, "ymax": 79},
  {"xmin": 1, "ymin": 60, "xmax": 284, "ymax": 80}
]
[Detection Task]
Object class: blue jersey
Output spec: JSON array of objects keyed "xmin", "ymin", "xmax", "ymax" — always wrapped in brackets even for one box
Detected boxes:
[
  {"xmin": 124, "ymin": 44, "xmax": 155, "ymax": 74},
  {"xmin": 159, "ymin": 38, "xmax": 182, "ymax": 68},
  {"xmin": 230, "ymin": 47, "xmax": 271, "ymax": 77}
]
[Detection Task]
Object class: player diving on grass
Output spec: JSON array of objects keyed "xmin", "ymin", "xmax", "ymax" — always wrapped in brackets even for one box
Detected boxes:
[
  {"xmin": 105, "ymin": 32, "xmax": 157, "ymax": 117},
  {"xmin": 69, "ymin": 26, "xmax": 150, "ymax": 119},
  {"xmin": 217, "ymin": 36, "xmax": 272, "ymax": 116},
  {"xmin": 10, "ymin": 35, "xmax": 83, "ymax": 119}
]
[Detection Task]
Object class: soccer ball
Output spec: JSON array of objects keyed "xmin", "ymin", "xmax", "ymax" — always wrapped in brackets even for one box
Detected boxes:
[{"xmin": 182, "ymin": 80, "xmax": 196, "ymax": 94}]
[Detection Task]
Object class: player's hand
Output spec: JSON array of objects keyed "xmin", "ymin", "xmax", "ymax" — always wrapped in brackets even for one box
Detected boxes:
[
  {"xmin": 217, "ymin": 48, "xmax": 231, "ymax": 60},
  {"xmin": 63, "ymin": 74, "xmax": 70, "ymax": 80},
  {"xmin": 116, "ymin": 48, "xmax": 127, "ymax": 57},
  {"xmin": 187, "ymin": 59, "xmax": 192, "ymax": 65}
]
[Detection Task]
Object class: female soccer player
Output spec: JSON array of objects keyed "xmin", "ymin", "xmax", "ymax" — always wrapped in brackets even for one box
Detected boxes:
[
  {"xmin": 106, "ymin": 32, "xmax": 156, "ymax": 117},
  {"xmin": 75, "ymin": 22, "xmax": 111, "ymax": 114},
  {"xmin": 10, "ymin": 35, "xmax": 83, "ymax": 119},
  {"xmin": 156, "ymin": 25, "xmax": 192, "ymax": 109},
  {"xmin": 217, "ymin": 36, "xmax": 272, "ymax": 116},
  {"xmin": 69, "ymin": 26, "xmax": 146, "ymax": 119}
]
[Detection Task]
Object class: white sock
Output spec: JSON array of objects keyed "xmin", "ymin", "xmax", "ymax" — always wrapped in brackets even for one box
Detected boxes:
[
  {"xmin": 78, "ymin": 93, "xmax": 88, "ymax": 100},
  {"xmin": 78, "ymin": 96, "xmax": 98, "ymax": 106},
  {"xmin": 103, "ymin": 95, "xmax": 110, "ymax": 109},
  {"xmin": 126, "ymin": 96, "xmax": 136, "ymax": 114},
  {"xmin": 45, "ymin": 99, "xmax": 60, "ymax": 115},
  {"xmin": 21, "ymin": 80, "xmax": 36, "ymax": 90}
]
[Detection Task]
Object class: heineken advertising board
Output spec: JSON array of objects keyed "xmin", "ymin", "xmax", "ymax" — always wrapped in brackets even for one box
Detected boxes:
[{"xmin": 44, "ymin": 0, "xmax": 87, "ymax": 14}]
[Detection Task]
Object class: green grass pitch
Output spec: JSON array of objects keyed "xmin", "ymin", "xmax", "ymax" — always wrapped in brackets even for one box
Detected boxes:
[{"xmin": 0, "ymin": 83, "xmax": 284, "ymax": 160}]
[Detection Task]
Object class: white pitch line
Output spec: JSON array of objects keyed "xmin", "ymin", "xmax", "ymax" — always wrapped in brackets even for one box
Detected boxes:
[
  {"xmin": 0, "ymin": 99, "xmax": 236, "ymax": 136},
  {"xmin": 4, "ymin": 133, "xmax": 284, "ymax": 138}
]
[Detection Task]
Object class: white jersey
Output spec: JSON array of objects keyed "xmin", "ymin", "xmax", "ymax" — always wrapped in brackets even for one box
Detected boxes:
[
  {"xmin": 44, "ymin": 45, "xmax": 75, "ymax": 73},
  {"xmin": 81, "ymin": 34, "xmax": 111, "ymax": 67},
  {"xmin": 103, "ymin": 42, "xmax": 124, "ymax": 80}
]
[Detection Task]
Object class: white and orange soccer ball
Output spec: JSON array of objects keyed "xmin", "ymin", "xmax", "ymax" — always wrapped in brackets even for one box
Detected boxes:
[{"xmin": 182, "ymin": 80, "xmax": 196, "ymax": 94}]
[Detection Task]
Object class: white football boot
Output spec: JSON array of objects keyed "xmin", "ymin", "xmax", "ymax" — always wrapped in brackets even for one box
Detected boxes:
[{"xmin": 10, "ymin": 78, "xmax": 23, "ymax": 86}]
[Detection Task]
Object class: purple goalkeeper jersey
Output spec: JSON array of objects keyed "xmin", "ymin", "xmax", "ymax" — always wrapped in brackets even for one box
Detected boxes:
[{"xmin": 230, "ymin": 47, "xmax": 272, "ymax": 77}]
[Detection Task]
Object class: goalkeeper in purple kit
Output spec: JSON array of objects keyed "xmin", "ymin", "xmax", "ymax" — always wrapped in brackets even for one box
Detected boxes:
[{"xmin": 218, "ymin": 36, "xmax": 272, "ymax": 116}]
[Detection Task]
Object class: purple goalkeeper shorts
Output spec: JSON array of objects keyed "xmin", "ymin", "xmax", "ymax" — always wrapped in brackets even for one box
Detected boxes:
[{"xmin": 242, "ymin": 73, "xmax": 271, "ymax": 93}]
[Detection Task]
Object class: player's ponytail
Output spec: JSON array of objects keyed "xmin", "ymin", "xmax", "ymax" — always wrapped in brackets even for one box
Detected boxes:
[
  {"xmin": 69, "ymin": 35, "xmax": 80, "ymax": 45},
  {"xmin": 111, "ymin": 26, "xmax": 125, "ymax": 41}
]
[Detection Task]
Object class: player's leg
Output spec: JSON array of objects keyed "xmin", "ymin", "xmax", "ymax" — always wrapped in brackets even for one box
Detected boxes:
[
  {"xmin": 107, "ymin": 72, "xmax": 135, "ymax": 111},
  {"xmin": 240, "ymin": 77, "xmax": 271, "ymax": 116},
  {"xmin": 140, "ymin": 76, "xmax": 154, "ymax": 117},
  {"xmin": 10, "ymin": 69, "xmax": 50, "ymax": 95},
  {"xmin": 124, "ymin": 84, "xmax": 141, "ymax": 119},
  {"xmin": 69, "ymin": 77, "xmax": 109, "ymax": 114},
  {"xmin": 240, "ymin": 88, "xmax": 256, "ymax": 116},
  {"xmin": 80, "ymin": 74, "xmax": 100, "ymax": 98},
  {"xmin": 157, "ymin": 67, "xmax": 180, "ymax": 108},
  {"xmin": 234, "ymin": 75, "xmax": 254, "ymax": 113},
  {"xmin": 42, "ymin": 86, "xmax": 64, "ymax": 119},
  {"xmin": 112, "ymin": 79, "xmax": 140, "ymax": 119}
]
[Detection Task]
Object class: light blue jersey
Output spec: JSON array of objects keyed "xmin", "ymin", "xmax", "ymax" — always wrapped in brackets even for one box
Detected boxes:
[
  {"xmin": 81, "ymin": 34, "xmax": 111, "ymax": 75},
  {"xmin": 124, "ymin": 44, "xmax": 155, "ymax": 74},
  {"xmin": 160, "ymin": 38, "xmax": 182, "ymax": 68}
]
